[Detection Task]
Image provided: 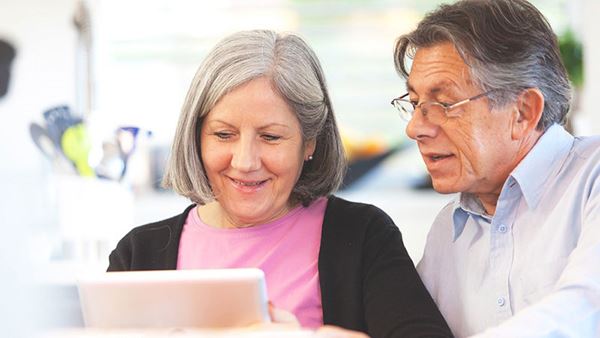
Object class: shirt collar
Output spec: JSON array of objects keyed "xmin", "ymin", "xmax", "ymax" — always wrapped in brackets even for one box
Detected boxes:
[
  {"xmin": 451, "ymin": 193, "xmax": 490, "ymax": 241},
  {"xmin": 510, "ymin": 124, "xmax": 574, "ymax": 209},
  {"xmin": 451, "ymin": 124, "xmax": 573, "ymax": 241}
]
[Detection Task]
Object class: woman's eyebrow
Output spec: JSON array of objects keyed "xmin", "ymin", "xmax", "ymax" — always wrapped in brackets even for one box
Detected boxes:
[
  {"xmin": 204, "ymin": 119, "xmax": 291, "ymax": 131},
  {"xmin": 257, "ymin": 123, "xmax": 290, "ymax": 130}
]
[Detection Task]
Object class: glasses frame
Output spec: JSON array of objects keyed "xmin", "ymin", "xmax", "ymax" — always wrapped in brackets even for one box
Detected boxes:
[{"xmin": 391, "ymin": 91, "xmax": 494, "ymax": 122}]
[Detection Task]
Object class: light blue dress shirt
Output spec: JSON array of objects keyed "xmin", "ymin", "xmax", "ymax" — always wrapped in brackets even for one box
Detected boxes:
[{"xmin": 417, "ymin": 124, "xmax": 600, "ymax": 337}]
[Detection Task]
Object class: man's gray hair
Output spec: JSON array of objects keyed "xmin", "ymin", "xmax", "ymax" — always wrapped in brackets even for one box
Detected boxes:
[
  {"xmin": 394, "ymin": 0, "xmax": 572, "ymax": 131},
  {"xmin": 163, "ymin": 30, "xmax": 346, "ymax": 206}
]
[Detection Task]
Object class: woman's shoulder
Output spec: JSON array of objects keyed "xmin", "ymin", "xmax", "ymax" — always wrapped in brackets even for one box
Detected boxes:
[
  {"xmin": 323, "ymin": 195, "xmax": 397, "ymax": 238},
  {"xmin": 108, "ymin": 204, "xmax": 196, "ymax": 271},
  {"xmin": 123, "ymin": 204, "xmax": 196, "ymax": 240},
  {"xmin": 325, "ymin": 195, "xmax": 394, "ymax": 225}
]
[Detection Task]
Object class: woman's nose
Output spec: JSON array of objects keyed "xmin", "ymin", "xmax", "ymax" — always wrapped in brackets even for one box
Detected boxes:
[{"xmin": 231, "ymin": 136, "xmax": 261, "ymax": 172}]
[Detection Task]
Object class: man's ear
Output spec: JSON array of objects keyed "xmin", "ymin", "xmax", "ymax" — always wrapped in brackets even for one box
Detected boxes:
[{"xmin": 511, "ymin": 88, "xmax": 544, "ymax": 140}]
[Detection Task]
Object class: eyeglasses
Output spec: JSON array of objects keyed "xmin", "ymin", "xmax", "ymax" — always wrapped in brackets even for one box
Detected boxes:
[{"xmin": 390, "ymin": 91, "xmax": 494, "ymax": 123}]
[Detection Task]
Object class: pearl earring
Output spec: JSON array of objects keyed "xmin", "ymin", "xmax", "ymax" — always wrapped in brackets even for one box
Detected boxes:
[{"xmin": 308, "ymin": 155, "xmax": 313, "ymax": 161}]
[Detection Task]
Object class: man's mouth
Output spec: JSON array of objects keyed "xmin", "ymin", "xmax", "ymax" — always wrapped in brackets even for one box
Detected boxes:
[
  {"xmin": 421, "ymin": 152, "xmax": 455, "ymax": 169},
  {"xmin": 429, "ymin": 154, "xmax": 453, "ymax": 161}
]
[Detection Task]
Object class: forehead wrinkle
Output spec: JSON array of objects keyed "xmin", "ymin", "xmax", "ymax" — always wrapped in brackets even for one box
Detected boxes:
[
  {"xmin": 407, "ymin": 78, "xmax": 459, "ymax": 96},
  {"xmin": 408, "ymin": 43, "xmax": 474, "ymax": 96}
]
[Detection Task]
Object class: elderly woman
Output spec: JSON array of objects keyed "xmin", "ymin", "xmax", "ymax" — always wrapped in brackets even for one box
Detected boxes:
[{"xmin": 108, "ymin": 30, "xmax": 451, "ymax": 338}]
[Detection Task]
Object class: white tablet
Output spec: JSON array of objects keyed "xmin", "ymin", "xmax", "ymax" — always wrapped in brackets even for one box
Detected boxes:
[{"xmin": 77, "ymin": 269, "xmax": 270, "ymax": 329}]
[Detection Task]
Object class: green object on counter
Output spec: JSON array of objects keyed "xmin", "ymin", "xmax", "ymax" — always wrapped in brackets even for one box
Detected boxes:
[
  {"xmin": 559, "ymin": 29, "xmax": 584, "ymax": 88},
  {"xmin": 61, "ymin": 123, "xmax": 95, "ymax": 177}
]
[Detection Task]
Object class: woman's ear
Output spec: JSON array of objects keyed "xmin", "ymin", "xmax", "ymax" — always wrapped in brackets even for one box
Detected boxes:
[
  {"xmin": 304, "ymin": 139, "xmax": 316, "ymax": 161},
  {"xmin": 511, "ymin": 88, "xmax": 544, "ymax": 140}
]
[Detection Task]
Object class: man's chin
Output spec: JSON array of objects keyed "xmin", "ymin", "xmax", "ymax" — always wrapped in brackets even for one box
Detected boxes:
[{"xmin": 430, "ymin": 178, "xmax": 460, "ymax": 194}]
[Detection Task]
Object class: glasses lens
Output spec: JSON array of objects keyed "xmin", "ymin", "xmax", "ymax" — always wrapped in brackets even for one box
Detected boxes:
[
  {"xmin": 393, "ymin": 99, "xmax": 414, "ymax": 121},
  {"xmin": 421, "ymin": 103, "xmax": 447, "ymax": 123}
]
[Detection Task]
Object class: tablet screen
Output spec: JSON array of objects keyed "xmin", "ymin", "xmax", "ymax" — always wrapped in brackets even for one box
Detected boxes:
[{"xmin": 77, "ymin": 269, "xmax": 270, "ymax": 329}]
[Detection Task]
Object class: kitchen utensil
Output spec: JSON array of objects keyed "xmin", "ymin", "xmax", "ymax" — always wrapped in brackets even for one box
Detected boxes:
[
  {"xmin": 43, "ymin": 105, "xmax": 82, "ymax": 150},
  {"xmin": 61, "ymin": 123, "xmax": 95, "ymax": 177},
  {"xmin": 29, "ymin": 122, "xmax": 77, "ymax": 174}
]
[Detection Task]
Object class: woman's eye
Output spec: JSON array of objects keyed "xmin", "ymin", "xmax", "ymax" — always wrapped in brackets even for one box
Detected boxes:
[
  {"xmin": 261, "ymin": 134, "xmax": 281, "ymax": 142},
  {"xmin": 214, "ymin": 132, "xmax": 233, "ymax": 140}
]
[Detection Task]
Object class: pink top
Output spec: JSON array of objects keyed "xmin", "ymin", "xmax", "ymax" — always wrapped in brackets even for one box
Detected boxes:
[{"xmin": 177, "ymin": 197, "xmax": 328, "ymax": 328}]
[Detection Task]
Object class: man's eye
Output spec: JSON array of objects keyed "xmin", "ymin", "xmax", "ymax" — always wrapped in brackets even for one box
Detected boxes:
[{"xmin": 261, "ymin": 134, "xmax": 281, "ymax": 142}]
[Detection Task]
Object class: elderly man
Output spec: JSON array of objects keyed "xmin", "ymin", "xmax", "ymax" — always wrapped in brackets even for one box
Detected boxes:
[{"xmin": 391, "ymin": 0, "xmax": 600, "ymax": 337}]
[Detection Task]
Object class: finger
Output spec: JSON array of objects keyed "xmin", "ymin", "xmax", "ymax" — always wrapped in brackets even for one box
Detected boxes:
[
  {"xmin": 270, "ymin": 306, "xmax": 300, "ymax": 326},
  {"xmin": 314, "ymin": 325, "xmax": 370, "ymax": 338}
]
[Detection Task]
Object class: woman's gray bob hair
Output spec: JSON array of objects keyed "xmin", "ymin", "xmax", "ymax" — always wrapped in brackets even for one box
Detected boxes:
[
  {"xmin": 162, "ymin": 30, "xmax": 346, "ymax": 206},
  {"xmin": 394, "ymin": 0, "xmax": 572, "ymax": 131}
]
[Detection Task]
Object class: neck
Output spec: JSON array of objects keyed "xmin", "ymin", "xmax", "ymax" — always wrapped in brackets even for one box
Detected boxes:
[
  {"xmin": 197, "ymin": 201, "xmax": 293, "ymax": 229},
  {"xmin": 475, "ymin": 129, "xmax": 543, "ymax": 216},
  {"xmin": 478, "ymin": 193, "xmax": 499, "ymax": 215}
]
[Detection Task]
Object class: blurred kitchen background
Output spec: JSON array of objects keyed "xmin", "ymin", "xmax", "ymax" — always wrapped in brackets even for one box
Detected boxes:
[{"xmin": 0, "ymin": 0, "xmax": 599, "ymax": 334}]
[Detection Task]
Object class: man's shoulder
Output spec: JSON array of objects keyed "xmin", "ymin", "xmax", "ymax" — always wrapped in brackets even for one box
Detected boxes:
[
  {"xmin": 430, "ymin": 198, "xmax": 459, "ymax": 229},
  {"xmin": 564, "ymin": 134, "xmax": 600, "ymax": 185},
  {"xmin": 573, "ymin": 134, "xmax": 600, "ymax": 159},
  {"xmin": 417, "ymin": 198, "xmax": 458, "ymax": 289},
  {"xmin": 417, "ymin": 197, "xmax": 459, "ymax": 250}
]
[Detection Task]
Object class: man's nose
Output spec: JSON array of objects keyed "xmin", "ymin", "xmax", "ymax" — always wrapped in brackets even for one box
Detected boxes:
[
  {"xmin": 231, "ymin": 136, "xmax": 261, "ymax": 172},
  {"xmin": 405, "ymin": 108, "xmax": 438, "ymax": 141}
]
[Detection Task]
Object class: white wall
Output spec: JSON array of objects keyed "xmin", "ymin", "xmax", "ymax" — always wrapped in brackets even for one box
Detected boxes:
[
  {"xmin": 0, "ymin": 0, "xmax": 78, "ymax": 334},
  {"xmin": 580, "ymin": 0, "xmax": 600, "ymax": 135},
  {"xmin": 0, "ymin": 0, "xmax": 78, "ymax": 207},
  {"xmin": 0, "ymin": 0, "xmax": 77, "ymax": 168}
]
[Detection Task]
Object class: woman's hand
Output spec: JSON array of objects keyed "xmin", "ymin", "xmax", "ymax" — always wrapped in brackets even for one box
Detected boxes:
[
  {"xmin": 267, "ymin": 303, "xmax": 369, "ymax": 337},
  {"xmin": 268, "ymin": 302, "xmax": 300, "ymax": 326},
  {"xmin": 314, "ymin": 325, "xmax": 370, "ymax": 338}
]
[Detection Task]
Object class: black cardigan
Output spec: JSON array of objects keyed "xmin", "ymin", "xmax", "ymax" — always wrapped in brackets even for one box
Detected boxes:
[{"xmin": 108, "ymin": 195, "xmax": 452, "ymax": 338}]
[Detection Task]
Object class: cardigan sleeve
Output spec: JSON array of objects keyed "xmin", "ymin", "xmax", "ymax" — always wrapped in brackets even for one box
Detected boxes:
[
  {"xmin": 107, "ymin": 233, "xmax": 133, "ymax": 271},
  {"xmin": 360, "ymin": 207, "xmax": 453, "ymax": 338},
  {"xmin": 106, "ymin": 206, "xmax": 194, "ymax": 271},
  {"xmin": 319, "ymin": 196, "xmax": 452, "ymax": 338}
]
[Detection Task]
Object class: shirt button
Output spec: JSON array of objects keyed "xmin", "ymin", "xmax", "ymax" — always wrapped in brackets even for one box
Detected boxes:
[
  {"xmin": 498, "ymin": 224, "xmax": 507, "ymax": 233},
  {"xmin": 497, "ymin": 297, "xmax": 506, "ymax": 307}
]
